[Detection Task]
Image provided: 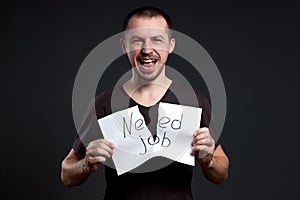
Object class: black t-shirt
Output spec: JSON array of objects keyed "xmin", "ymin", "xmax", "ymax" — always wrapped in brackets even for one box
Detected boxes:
[{"xmin": 72, "ymin": 82, "xmax": 214, "ymax": 200}]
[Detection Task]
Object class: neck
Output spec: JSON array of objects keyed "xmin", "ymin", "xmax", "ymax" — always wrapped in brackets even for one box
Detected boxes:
[
  {"xmin": 125, "ymin": 69, "xmax": 171, "ymax": 94},
  {"xmin": 123, "ymin": 69, "xmax": 172, "ymax": 106}
]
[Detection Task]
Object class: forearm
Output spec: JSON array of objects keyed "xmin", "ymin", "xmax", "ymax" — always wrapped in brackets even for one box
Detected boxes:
[
  {"xmin": 61, "ymin": 158, "xmax": 92, "ymax": 187},
  {"xmin": 198, "ymin": 154, "xmax": 229, "ymax": 184}
]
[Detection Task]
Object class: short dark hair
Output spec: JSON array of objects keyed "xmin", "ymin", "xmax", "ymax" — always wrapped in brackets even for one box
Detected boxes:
[{"xmin": 122, "ymin": 6, "xmax": 173, "ymax": 31}]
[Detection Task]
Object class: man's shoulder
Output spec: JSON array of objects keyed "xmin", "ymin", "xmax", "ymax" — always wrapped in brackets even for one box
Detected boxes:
[
  {"xmin": 94, "ymin": 85, "xmax": 129, "ymax": 114},
  {"xmin": 169, "ymin": 81, "xmax": 210, "ymax": 108},
  {"xmin": 95, "ymin": 87, "xmax": 115, "ymax": 104}
]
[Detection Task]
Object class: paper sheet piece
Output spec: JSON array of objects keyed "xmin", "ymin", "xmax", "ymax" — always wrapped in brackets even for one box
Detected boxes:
[{"xmin": 98, "ymin": 102, "xmax": 202, "ymax": 175}]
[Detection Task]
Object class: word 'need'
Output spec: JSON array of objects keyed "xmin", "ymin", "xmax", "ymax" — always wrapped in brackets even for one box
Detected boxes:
[{"xmin": 122, "ymin": 112, "xmax": 183, "ymax": 155}]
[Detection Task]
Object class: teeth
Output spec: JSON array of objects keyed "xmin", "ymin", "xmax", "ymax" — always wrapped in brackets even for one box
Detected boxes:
[{"xmin": 142, "ymin": 59, "xmax": 154, "ymax": 63}]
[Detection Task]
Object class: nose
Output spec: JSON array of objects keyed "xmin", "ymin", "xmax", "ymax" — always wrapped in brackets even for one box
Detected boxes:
[{"xmin": 141, "ymin": 40, "xmax": 153, "ymax": 54}]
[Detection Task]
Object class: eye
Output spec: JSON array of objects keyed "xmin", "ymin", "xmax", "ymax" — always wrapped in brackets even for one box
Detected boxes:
[
  {"xmin": 153, "ymin": 38, "xmax": 163, "ymax": 43},
  {"xmin": 131, "ymin": 38, "xmax": 143, "ymax": 44}
]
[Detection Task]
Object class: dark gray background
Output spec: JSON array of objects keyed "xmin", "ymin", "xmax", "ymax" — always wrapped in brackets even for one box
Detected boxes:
[{"xmin": 3, "ymin": 0, "xmax": 300, "ymax": 199}]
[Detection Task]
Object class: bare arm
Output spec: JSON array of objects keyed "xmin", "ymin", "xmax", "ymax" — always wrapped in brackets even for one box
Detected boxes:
[
  {"xmin": 197, "ymin": 144, "xmax": 229, "ymax": 184},
  {"xmin": 193, "ymin": 128, "xmax": 229, "ymax": 184},
  {"xmin": 61, "ymin": 139, "xmax": 115, "ymax": 187},
  {"xmin": 61, "ymin": 149, "xmax": 92, "ymax": 186}
]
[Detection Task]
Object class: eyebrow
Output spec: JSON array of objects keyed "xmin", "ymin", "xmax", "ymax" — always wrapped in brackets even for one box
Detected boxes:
[
  {"xmin": 130, "ymin": 36, "xmax": 144, "ymax": 40},
  {"xmin": 151, "ymin": 35, "xmax": 165, "ymax": 40},
  {"xmin": 129, "ymin": 35, "xmax": 165, "ymax": 40}
]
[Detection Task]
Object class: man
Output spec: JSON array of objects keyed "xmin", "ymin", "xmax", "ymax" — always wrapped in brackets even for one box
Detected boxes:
[{"xmin": 61, "ymin": 6, "xmax": 229, "ymax": 200}]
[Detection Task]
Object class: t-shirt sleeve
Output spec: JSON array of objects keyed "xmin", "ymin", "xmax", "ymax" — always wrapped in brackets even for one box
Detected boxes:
[
  {"xmin": 199, "ymin": 94, "xmax": 211, "ymax": 128},
  {"xmin": 72, "ymin": 91, "xmax": 109, "ymax": 156},
  {"xmin": 71, "ymin": 100, "xmax": 100, "ymax": 156},
  {"xmin": 72, "ymin": 134, "xmax": 86, "ymax": 156},
  {"xmin": 197, "ymin": 92, "xmax": 221, "ymax": 147}
]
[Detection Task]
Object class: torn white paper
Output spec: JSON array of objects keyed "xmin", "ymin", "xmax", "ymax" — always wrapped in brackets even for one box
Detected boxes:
[{"xmin": 98, "ymin": 102, "xmax": 202, "ymax": 175}]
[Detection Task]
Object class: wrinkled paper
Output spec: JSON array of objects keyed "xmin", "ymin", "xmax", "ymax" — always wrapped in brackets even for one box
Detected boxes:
[{"xmin": 98, "ymin": 102, "xmax": 202, "ymax": 175}]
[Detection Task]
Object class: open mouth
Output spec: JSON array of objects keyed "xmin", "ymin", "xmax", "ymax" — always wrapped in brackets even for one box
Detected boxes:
[{"xmin": 138, "ymin": 58, "xmax": 158, "ymax": 67}]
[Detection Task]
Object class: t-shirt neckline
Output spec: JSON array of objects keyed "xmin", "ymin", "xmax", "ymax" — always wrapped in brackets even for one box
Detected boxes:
[{"xmin": 118, "ymin": 82, "xmax": 173, "ymax": 108}]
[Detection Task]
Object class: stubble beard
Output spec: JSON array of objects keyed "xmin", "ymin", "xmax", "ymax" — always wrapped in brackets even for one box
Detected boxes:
[{"xmin": 133, "ymin": 64, "xmax": 165, "ymax": 82}]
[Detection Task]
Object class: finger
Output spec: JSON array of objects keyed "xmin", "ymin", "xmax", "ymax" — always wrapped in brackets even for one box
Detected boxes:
[
  {"xmin": 89, "ymin": 139, "xmax": 115, "ymax": 149},
  {"xmin": 192, "ymin": 144, "xmax": 210, "ymax": 152},
  {"xmin": 194, "ymin": 127, "xmax": 209, "ymax": 136},
  {"xmin": 98, "ymin": 142, "xmax": 115, "ymax": 156},
  {"xmin": 92, "ymin": 156, "xmax": 107, "ymax": 163},
  {"xmin": 88, "ymin": 140, "xmax": 115, "ymax": 155},
  {"xmin": 87, "ymin": 155, "xmax": 106, "ymax": 164},
  {"xmin": 194, "ymin": 138, "xmax": 211, "ymax": 146},
  {"xmin": 200, "ymin": 127, "xmax": 209, "ymax": 132},
  {"xmin": 89, "ymin": 148, "xmax": 112, "ymax": 158},
  {"xmin": 98, "ymin": 139, "xmax": 115, "ymax": 149},
  {"xmin": 194, "ymin": 132, "xmax": 209, "ymax": 141},
  {"xmin": 87, "ymin": 156, "xmax": 106, "ymax": 166}
]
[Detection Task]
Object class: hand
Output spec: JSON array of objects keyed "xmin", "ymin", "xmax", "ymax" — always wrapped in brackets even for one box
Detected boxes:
[
  {"xmin": 192, "ymin": 127, "xmax": 215, "ymax": 159},
  {"xmin": 83, "ymin": 139, "xmax": 115, "ymax": 173}
]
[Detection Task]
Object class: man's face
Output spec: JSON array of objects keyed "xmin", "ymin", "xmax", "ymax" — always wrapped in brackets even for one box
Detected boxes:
[{"xmin": 122, "ymin": 16, "xmax": 175, "ymax": 81}]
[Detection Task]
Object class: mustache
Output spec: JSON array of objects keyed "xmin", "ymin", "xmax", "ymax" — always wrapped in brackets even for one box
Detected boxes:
[{"xmin": 137, "ymin": 54, "xmax": 159, "ymax": 60}]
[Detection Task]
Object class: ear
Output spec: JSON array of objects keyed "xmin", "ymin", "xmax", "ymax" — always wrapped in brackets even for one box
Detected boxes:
[
  {"xmin": 120, "ymin": 38, "xmax": 127, "ymax": 54},
  {"xmin": 168, "ymin": 38, "xmax": 176, "ymax": 53}
]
